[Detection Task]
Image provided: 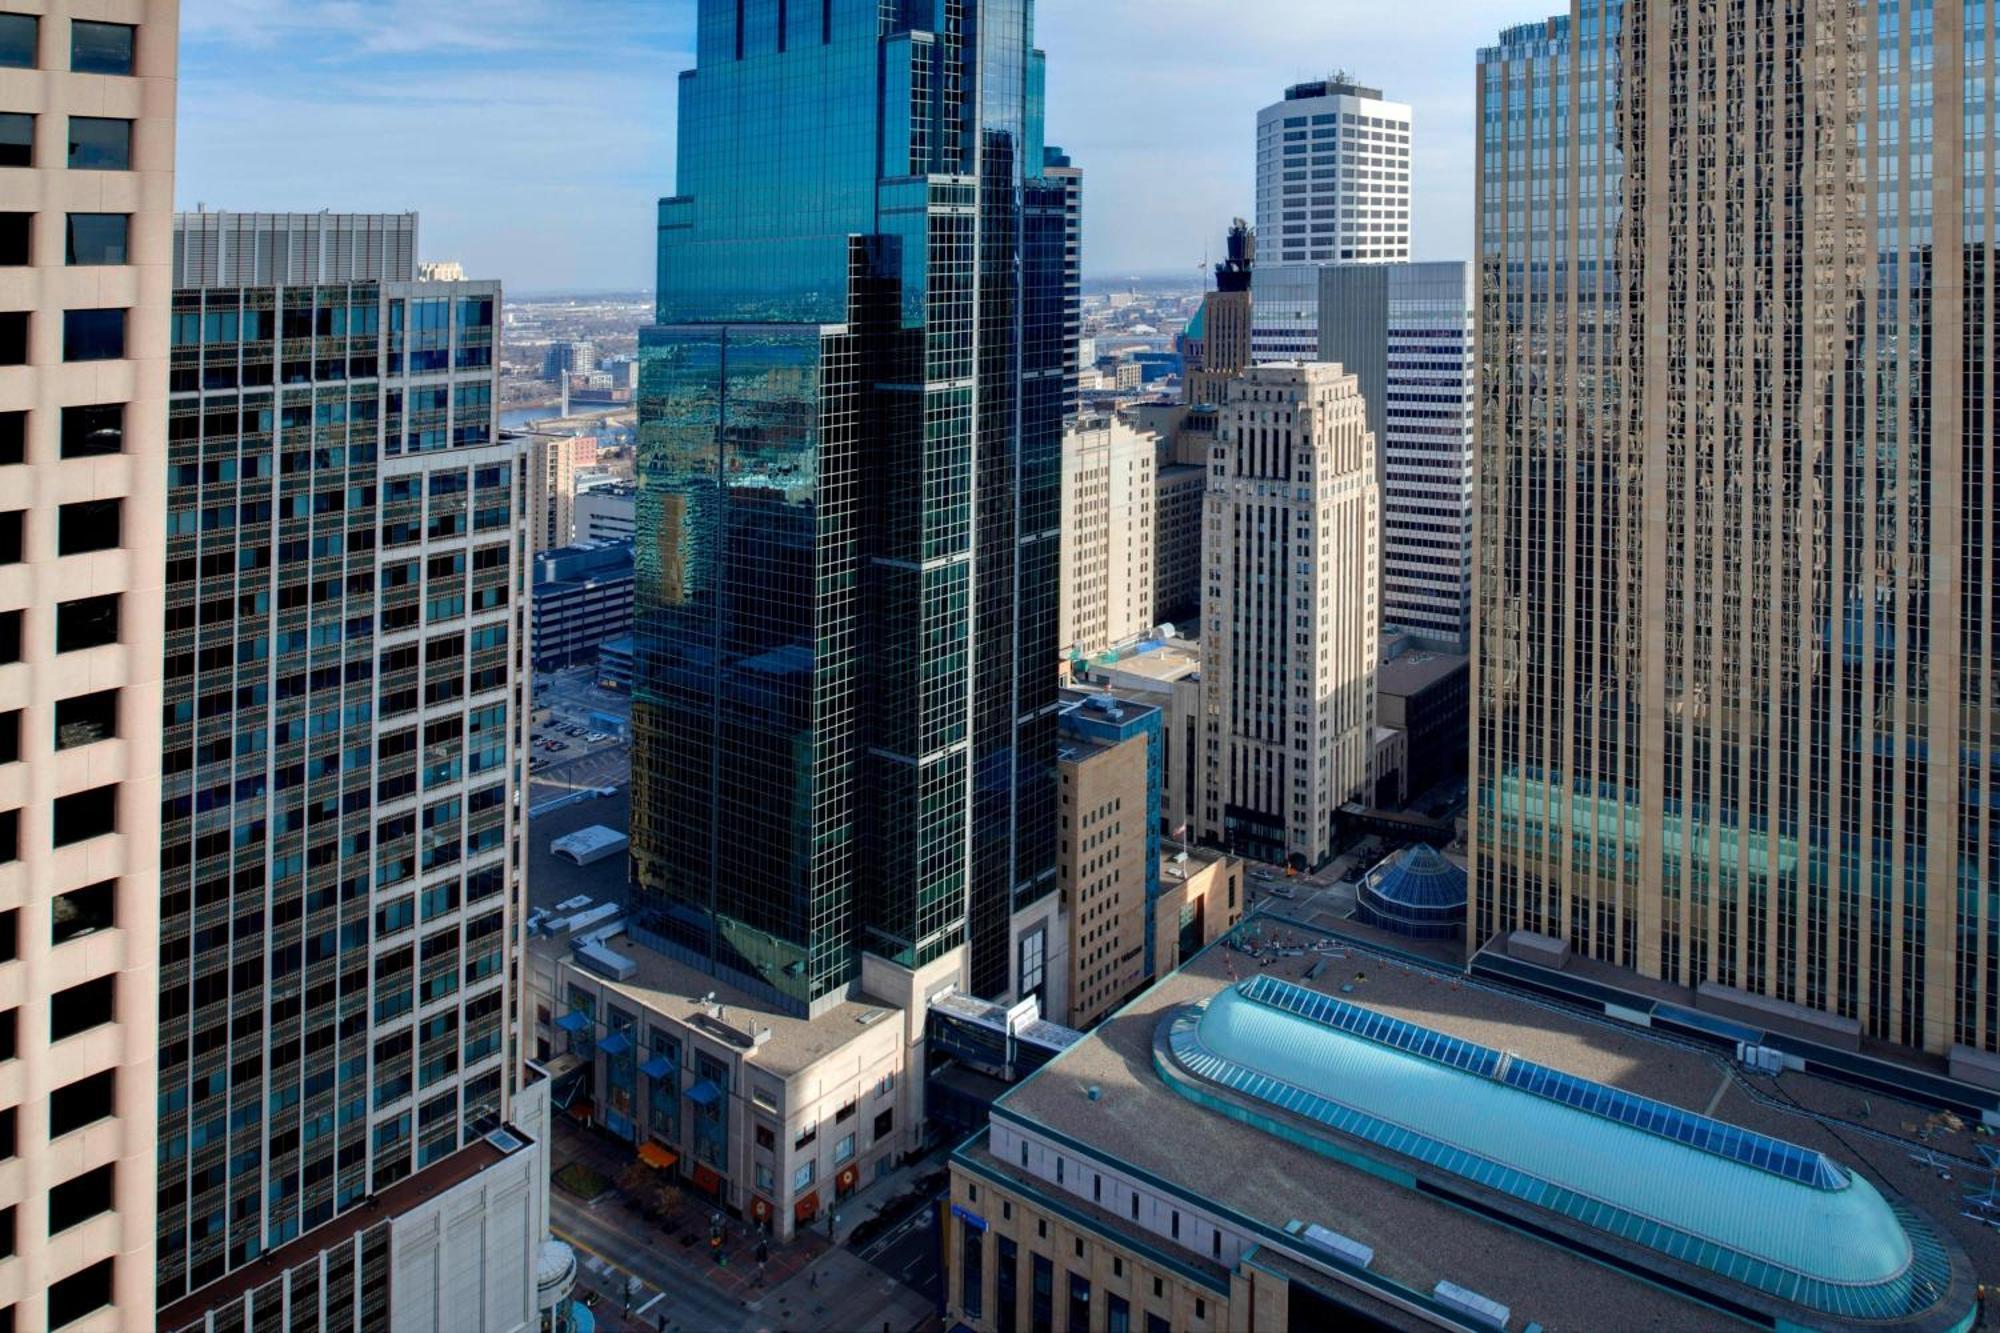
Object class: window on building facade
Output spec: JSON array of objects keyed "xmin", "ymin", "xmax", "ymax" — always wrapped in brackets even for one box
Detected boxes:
[
  {"xmin": 0, "ymin": 215, "xmax": 27, "ymax": 266},
  {"xmin": 52, "ymin": 881, "xmax": 113, "ymax": 944},
  {"xmin": 65, "ymin": 214, "xmax": 127, "ymax": 266},
  {"xmin": 0, "ymin": 114, "xmax": 31, "ymax": 168},
  {"xmin": 65, "ymin": 117, "xmax": 130, "ymax": 170},
  {"xmin": 0, "ymin": 15, "xmax": 34, "ymax": 68},
  {"xmin": 60, "ymin": 403, "xmax": 122, "ymax": 457},
  {"xmin": 70, "ymin": 21, "xmax": 134, "ymax": 75},
  {"xmin": 49, "ymin": 975, "xmax": 113, "ymax": 1040}
]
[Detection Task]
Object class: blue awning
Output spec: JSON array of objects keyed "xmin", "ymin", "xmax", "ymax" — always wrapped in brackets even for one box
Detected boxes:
[
  {"xmin": 556, "ymin": 1010, "xmax": 591, "ymax": 1034},
  {"xmin": 599, "ymin": 1031, "xmax": 633, "ymax": 1057},
  {"xmin": 686, "ymin": 1079, "xmax": 723, "ymax": 1107},
  {"xmin": 640, "ymin": 1054, "xmax": 675, "ymax": 1079}
]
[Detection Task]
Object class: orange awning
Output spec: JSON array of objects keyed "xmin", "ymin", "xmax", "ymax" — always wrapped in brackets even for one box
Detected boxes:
[
  {"xmin": 638, "ymin": 1142, "xmax": 679, "ymax": 1170},
  {"xmin": 836, "ymin": 1164, "xmax": 859, "ymax": 1191}
]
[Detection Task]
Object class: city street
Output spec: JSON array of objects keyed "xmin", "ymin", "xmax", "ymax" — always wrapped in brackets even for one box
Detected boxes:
[
  {"xmin": 548, "ymin": 1119, "xmax": 939, "ymax": 1333},
  {"xmin": 853, "ymin": 1205, "xmax": 942, "ymax": 1302}
]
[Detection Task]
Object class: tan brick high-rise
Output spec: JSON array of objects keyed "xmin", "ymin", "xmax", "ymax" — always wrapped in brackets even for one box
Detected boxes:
[
  {"xmin": 0, "ymin": 2, "xmax": 174, "ymax": 1326},
  {"xmin": 1474, "ymin": 0, "xmax": 1996, "ymax": 1056},
  {"xmin": 1202, "ymin": 363, "xmax": 1377, "ymax": 868}
]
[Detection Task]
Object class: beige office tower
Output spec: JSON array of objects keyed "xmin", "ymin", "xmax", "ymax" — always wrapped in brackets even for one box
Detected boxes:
[
  {"xmin": 1475, "ymin": 2, "xmax": 2000, "ymax": 1058},
  {"xmin": 0, "ymin": 4, "xmax": 174, "ymax": 1328},
  {"xmin": 1058, "ymin": 413, "xmax": 1155, "ymax": 659},
  {"xmin": 1200, "ymin": 364, "xmax": 1377, "ymax": 868}
]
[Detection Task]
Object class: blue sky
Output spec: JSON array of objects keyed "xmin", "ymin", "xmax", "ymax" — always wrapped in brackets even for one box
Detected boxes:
[{"xmin": 179, "ymin": 0, "xmax": 1540, "ymax": 293}]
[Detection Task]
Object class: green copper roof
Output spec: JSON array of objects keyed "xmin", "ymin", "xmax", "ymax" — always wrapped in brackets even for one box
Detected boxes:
[{"xmin": 1157, "ymin": 975, "xmax": 1959, "ymax": 1324}]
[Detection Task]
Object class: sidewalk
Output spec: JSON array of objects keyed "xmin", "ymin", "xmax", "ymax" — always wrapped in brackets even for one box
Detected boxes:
[
  {"xmin": 739, "ymin": 1248, "xmax": 932, "ymax": 1333},
  {"xmin": 827, "ymin": 1153, "xmax": 947, "ymax": 1237},
  {"xmin": 549, "ymin": 1117, "xmax": 942, "ymax": 1333},
  {"xmin": 551, "ymin": 1117, "xmax": 830, "ymax": 1293}
]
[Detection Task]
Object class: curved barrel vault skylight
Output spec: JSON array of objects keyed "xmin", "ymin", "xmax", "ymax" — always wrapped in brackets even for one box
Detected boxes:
[{"xmin": 1154, "ymin": 974, "xmax": 1960, "ymax": 1325}]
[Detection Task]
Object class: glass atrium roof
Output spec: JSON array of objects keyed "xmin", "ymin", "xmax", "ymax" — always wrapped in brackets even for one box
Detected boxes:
[
  {"xmin": 1157, "ymin": 974, "xmax": 1959, "ymax": 1324},
  {"xmin": 1360, "ymin": 845, "xmax": 1468, "ymax": 912}
]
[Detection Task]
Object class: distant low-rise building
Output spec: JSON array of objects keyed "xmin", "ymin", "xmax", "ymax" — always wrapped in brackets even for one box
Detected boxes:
[
  {"xmin": 598, "ymin": 633, "xmax": 636, "ymax": 692},
  {"xmin": 542, "ymin": 339, "xmax": 596, "ymax": 379},
  {"xmin": 531, "ymin": 541, "xmax": 635, "ymax": 669}
]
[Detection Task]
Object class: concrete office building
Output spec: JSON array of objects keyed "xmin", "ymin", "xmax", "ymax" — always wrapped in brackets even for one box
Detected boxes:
[
  {"xmin": 1316, "ymin": 262, "xmax": 1475, "ymax": 650},
  {"xmin": 1056, "ymin": 694, "xmax": 1161, "ymax": 1029},
  {"xmin": 1473, "ymin": 4, "xmax": 2000, "ymax": 1058},
  {"xmin": 1150, "ymin": 459, "xmax": 1205, "ymax": 628},
  {"xmin": 1201, "ymin": 364, "xmax": 1377, "ymax": 868},
  {"xmin": 1123, "ymin": 401, "xmax": 1217, "ymax": 631},
  {"xmin": 0, "ymin": 7, "xmax": 174, "ymax": 1329},
  {"xmin": 530, "ymin": 540, "xmax": 634, "ymax": 670},
  {"xmin": 573, "ymin": 481, "xmax": 634, "ymax": 543},
  {"xmin": 157, "ymin": 213, "xmax": 531, "ymax": 1313},
  {"xmin": 1251, "ymin": 77, "xmax": 1410, "ymax": 361},
  {"xmin": 1374, "ymin": 649, "xmax": 1468, "ymax": 803},
  {"xmin": 634, "ymin": 0, "xmax": 1077, "ymax": 1014},
  {"xmin": 943, "ymin": 932, "xmax": 1987, "ymax": 1333},
  {"xmin": 1059, "ymin": 414, "xmax": 1155, "ymax": 660},
  {"xmin": 1254, "ymin": 77, "xmax": 1410, "ymax": 268}
]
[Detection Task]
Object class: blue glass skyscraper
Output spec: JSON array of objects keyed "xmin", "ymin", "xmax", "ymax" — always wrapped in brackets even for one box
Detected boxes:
[{"xmin": 632, "ymin": 0, "xmax": 1075, "ymax": 1014}]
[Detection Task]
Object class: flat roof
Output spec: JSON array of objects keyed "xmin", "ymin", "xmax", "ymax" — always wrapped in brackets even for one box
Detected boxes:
[
  {"xmin": 159, "ymin": 1131, "xmax": 520, "ymax": 1331},
  {"xmin": 979, "ymin": 922, "xmax": 1992, "ymax": 1331},
  {"xmin": 1094, "ymin": 640, "xmax": 1202, "ymax": 687},
  {"xmin": 1375, "ymin": 650, "xmax": 1468, "ymax": 698},
  {"xmin": 534, "ymin": 931, "xmax": 901, "ymax": 1080}
]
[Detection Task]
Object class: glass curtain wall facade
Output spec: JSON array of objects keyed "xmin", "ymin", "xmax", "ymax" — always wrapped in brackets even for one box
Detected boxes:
[
  {"xmin": 155, "ymin": 218, "xmax": 528, "ymax": 1302},
  {"xmin": 632, "ymin": 0, "xmax": 1070, "ymax": 1015},
  {"xmin": 1475, "ymin": 1, "xmax": 1994, "ymax": 1054}
]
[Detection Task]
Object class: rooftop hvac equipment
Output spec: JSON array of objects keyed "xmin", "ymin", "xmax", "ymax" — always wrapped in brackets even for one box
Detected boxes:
[
  {"xmin": 575, "ymin": 940, "xmax": 637, "ymax": 982},
  {"xmin": 561, "ymin": 902, "xmax": 622, "ymax": 936},
  {"xmin": 1432, "ymin": 1280, "xmax": 1510, "ymax": 1330},
  {"xmin": 1288, "ymin": 1219, "xmax": 1373, "ymax": 1270}
]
